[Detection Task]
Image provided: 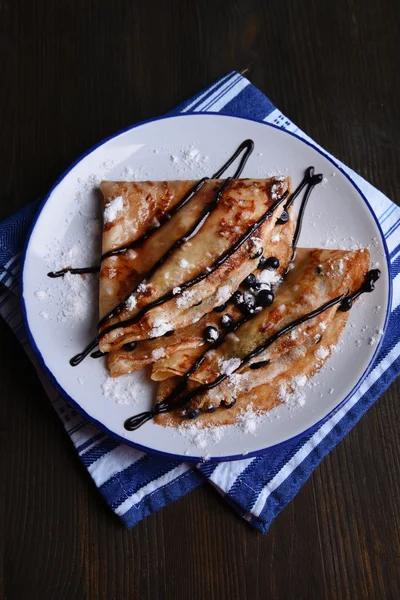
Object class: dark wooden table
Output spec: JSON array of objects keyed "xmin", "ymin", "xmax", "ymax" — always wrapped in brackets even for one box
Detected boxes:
[{"xmin": 1, "ymin": 1, "xmax": 400, "ymax": 598}]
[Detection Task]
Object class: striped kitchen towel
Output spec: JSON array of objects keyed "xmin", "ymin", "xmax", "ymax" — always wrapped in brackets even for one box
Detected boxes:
[{"xmin": 1, "ymin": 71, "xmax": 399, "ymax": 532}]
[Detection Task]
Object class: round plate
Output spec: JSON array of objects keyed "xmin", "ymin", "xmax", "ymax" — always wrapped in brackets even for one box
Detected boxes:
[{"xmin": 21, "ymin": 114, "xmax": 391, "ymax": 462}]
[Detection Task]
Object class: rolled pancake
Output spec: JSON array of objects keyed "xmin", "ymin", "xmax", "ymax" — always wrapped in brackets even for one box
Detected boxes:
[
  {"xmin": 108, "ymin": 206, "xmax": 295, "ymax": 377},
  {"xmin": 99, "ymin": 177, "xmax": 290, "ymax": 352},
  {"xmin": 154, "ymin": 247, "xmax": 369, "ymax": 420},
  {"xmin": 155, "ymin": 309, "xmax": 349, "ymax": 427}
]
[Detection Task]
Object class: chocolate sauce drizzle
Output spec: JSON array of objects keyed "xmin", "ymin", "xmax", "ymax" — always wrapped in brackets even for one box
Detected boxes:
[
  {"xmin": 47, "ymin": 266, "xmax": 100, "ymax": 278},
  {"xmin": 124, "ymin": 269, "xmax": 380, "ymax": 430},
  {"xmin": 289, "ymin": 167, "xmax": 323, "ymax": 260},
  {"xmin": 339, "ymin": 269, "xmax": 380, "ymax": 311}
]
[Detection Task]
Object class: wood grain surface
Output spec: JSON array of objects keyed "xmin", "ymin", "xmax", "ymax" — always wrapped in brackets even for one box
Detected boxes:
[{"xmin": 1, "ymin": 0, "xmax": 400, "ymax": 598}]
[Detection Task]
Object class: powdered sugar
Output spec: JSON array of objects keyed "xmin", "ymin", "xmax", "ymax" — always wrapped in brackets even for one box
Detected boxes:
[
  {"xmin": 236, "ymin": 404, "xmax": 262, "ymax": 434},
  {"xmin": 257, "ymin": 269, "xmax": 281, "ymax": 288},
  {"xmin": 137, "ymin": 282, "xmax": 149, "ymax": 294},
  {"xmin": 85, "ymin": 219, "xmax": 102, "ymax": 236},
  {"xmin": 175, "ymin": 289, "xmax": 196, "ymax": 308},
  {"xmin": 125, "ymin": 295, "xmax": 137, "ymax": 311},
  {"xmin": 216, "ymin": 285, "xmax": 231, "ymax": 304},
  {"xmin": 101, "ymin": 371, "xmax": 148, "ymax": 406},
  {"xmin": 178, "ymin": 422, "xmax": 226, "ymax": 451},
  {"xmin": 35, "ymin": 290, "xmax": 48, "ymax": 301},
  {"xmin": 36, "ymin": 269, "xmax": 97, "ymax": 327},
  {"xmin": 177, "ymin": 403, "xmax": 266, "ymax": 456},
  {"xmin": 149, "ymin": 318, "xmax": 172, "ymax": 338},
  {"xmin": 169, "ymin": 145, "xmax": 209, "ymax": 176},
  {"xmin": 220, "ymin": 358, "xmax": 241, "ymax": 375},
  {"xmin": 103, "ymin": 196, "xmax": 124, "ymax": 223},
  {"xmin": 207, "ymin": 328, "xmax": 219, "ymax": 342},
  {"xmin": 151, "ymin": 348, "xmax": 166, "ymax": 360},
  {"xmin": 315, "ymin": 346, "xmax": 329, "ymax": 360},
  {"xmin": 278, "ymin": 375, "xmax": 309, "ymax": 408}
]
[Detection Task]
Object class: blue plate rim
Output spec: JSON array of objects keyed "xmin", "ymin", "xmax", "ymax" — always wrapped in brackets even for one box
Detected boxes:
[{"xmin": 20, "ymin": 112, "xmax": 393, "ymax": 464}]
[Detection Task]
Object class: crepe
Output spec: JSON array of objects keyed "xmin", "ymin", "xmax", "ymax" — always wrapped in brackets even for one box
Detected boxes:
[
  {"xmin": 108, "ymin": 205, "xmax": 296, "ymax": 377},
  {"xmin": 154, "ymin": 309, "xmax": 349, "ymax": 427},
  {"xmin": 154, "ymin": 247, "xmax": 370, "ymax": 426},
  {"xmin": 99, "ymin": 176, "xmax": 290, "ymax": 352}
]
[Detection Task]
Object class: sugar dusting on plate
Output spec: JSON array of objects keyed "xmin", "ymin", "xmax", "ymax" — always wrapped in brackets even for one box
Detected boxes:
[
  {"xmin": 101, "ymin": 370, "xmax": 150, "ymax": 406},
  {"xmin": 177, "ymin": 403, "xmax": 266, "ymax": 457},
  {"xmin": 169, "ymin": 145, "xmax": 209, "ymax": 176}
]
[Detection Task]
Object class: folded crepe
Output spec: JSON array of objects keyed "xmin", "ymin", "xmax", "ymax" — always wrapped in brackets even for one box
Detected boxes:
[
  {"xmin": 154, "ymin": 247, "xmax": 370, "ymax": 427},
  {"xmin": 108, "ymin": 204, "xmax": 296, "ymax": 377},
  {"xmin": 154, "ymin": 309, "xmax": 349, "ymax": 427},
  {"xmin": 99, "ymin": 176, "xmax": 290, "ymax": 352}
]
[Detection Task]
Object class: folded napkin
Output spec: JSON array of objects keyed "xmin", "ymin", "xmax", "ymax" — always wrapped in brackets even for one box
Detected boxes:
[{"xmin": 1, "ymin": 72, "xmax": 399, "ymax": 533}]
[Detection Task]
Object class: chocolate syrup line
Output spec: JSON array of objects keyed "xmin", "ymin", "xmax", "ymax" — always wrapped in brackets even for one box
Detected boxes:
[
  {"xmin": 98, "ymin": 191, "xmax": 288, "ymax": 341},
  {"xmin": 69, "ymin": 338, "xmax": 99, "ymax": 367},
  {"xmin": 290, "ymin": 168, "xmax": 323, "ymax": 262},
  {"xmin": 47, "ymin": 266, "xmax": 100, "ymax": 278},
  {"xmin": 101, "ymin": 140, "xmax": 254, "ymax": 260},
  {"xmin": 124, "ymin": 269, "xmax": 381, "ymax": 430},
  {"xmin": 339, "ymin": 269, "xmax": 380, "ymax": 311},
  {"xmin": 97, "ymin": 143, "xmax": 255, "ymax": 329}
]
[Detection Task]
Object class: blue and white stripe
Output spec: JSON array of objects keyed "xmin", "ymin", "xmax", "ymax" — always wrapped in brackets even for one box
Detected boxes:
[{"xmin": 1, "ymin": 72, "xmax": 399, "ymax": 531}]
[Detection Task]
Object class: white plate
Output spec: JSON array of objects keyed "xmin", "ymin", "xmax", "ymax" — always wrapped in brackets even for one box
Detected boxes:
[{"xmin": 21, "ymin": 114, "xmax": 391, "ymax": 462}]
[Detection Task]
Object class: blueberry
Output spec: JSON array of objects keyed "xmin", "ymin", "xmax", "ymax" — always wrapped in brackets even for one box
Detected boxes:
[
  {"xmin": 204, "ymin": 326, "xmax": 219, "ymax": 343},
  {"xmin": 239, "ymin": 292, "xmax": 256, "ymax": 315},
  {"xmin": 221, "ymin": 314, "xmax": 234, "ymax": 328},
  {"xmin": 202, "ymin": 406, "xmax": 218, "ymax": 413},
  {"xmin": 214, "ymin": 302, "xmax": 228, "ymax": 312},
  {"xmin": 233, "ymin": 290, "xmax": 244, "ymax": 305},
  {"xmin": 244, "ymin": 273, "xmax": 257, "ymax": 287},
  {"xmin": 264, "ymin": 256, "xmax": 280, "ymax": 270},
  {"xmin": 258, "ymin": 256, "xmax": 268, "ymax": 268},
  {"xmin": 276, "ymin": 210, "xmax": 289, "ymax": 224},
  {"xmin": 257, "ymin": 289, "xmax": 275, "ymax": 307},
  {"xmin": 249, "ymin": 283, "xmax": 263, "ymax": 293},
  {"xmin": 123, "ymin": 341, "xmax": 137, "ymax": 351},
  {"xmin": 185, "ymin": 408, "xmax": 200, "ymax": 419}
]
